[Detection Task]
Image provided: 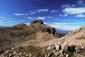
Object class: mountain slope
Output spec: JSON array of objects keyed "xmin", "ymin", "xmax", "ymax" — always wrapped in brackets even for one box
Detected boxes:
[
  {"xmin": 61, "ymin": 25, "xmax": 85, "ymax": 46},
  {"xmin": 0, "ymin": 19, "xmax": 59, "ymax": 51},
  {"xmin": 36, "ymin": 25, "xmax": 85, "ymax": 47}
]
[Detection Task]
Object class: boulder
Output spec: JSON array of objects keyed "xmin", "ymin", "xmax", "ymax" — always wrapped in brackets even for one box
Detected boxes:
[{"xmin": 61, "ymin": 41, "xmax": 69, "ymax": 51}]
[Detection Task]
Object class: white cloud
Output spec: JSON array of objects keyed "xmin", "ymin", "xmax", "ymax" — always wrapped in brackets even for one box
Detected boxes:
[
  {"xmin": 27, "ymin": 17, "xmax": 34, "ymax": 19},
  {"xmin": 78, "ymin": 0, "xmax": 85, "ymax": 6},
  {"xmin": 59, "ymin": 15, "xmax": 62, "ymax": 16},
  {"xmin": 37, "ymin": 9, "xmax": 49, "ymax": 12},
  {"xmin": 0, "ymin": 17, "xmax": 5, "ymax": 19},
  {"xmin": 26, "ymin": 13, "xmax": 29, "ymax": 15},
  {"xmin": 63, "ymin": 14, "xmax": 68, "ymax": 16},
  {"xmin": 25, "ymin": 23, "xmax": 30, "ymax": 25},
  {"xmin": 63, "ymin": 7, "xmax": 85, "ymax": 14},
  {"xmin": 76, "ymin": 14, "xmax": 85, "ymax": 17},
  {"xmin": 44, "ymin": 22, "xmax": 48, "ymax": 24},
  {"xmin": 9, "ymin": 20, "xmax": 24, "ymax": 22},
  {"xmin": 55, "ymin": 23, "xmax": 67, "ymax": 25},
  {"xmin": 30, "ymin": 12, "xmax": 36, "ymax": 14},
  {"xmin": 54, "ymin": 22, "xmax": 82, "ymax": 25},
  {"xmin": 68, "ymin": 23, "xmax": 82, "ymax": 24},
  {"xmin": 2, "ymin": 12, "xmax": 5, "ymax": 14},
  {"xmin": 37, "ymin": 17, "xmax": 45, "ymax": 20},
  {"xmin": 14, "ymin": 13, "xmax": 24, "ymax": 16},
  {"xmin": 27, "ymin": 16, "xmax": 53, "ymax": 20},
  {"xmin": 62, "ymin": 4, "xmax": 75, "ymax": 8},
  {"xmin": 60, "ymin": 26, "xmax": 80, "ymax": 30},
  {"xmin": 29, "ymin": 11, "xmax": 36, "ymax": 14},
  {"xmin": 47, "ymin": 16, "xmax": 53, "ymax": 18},
  {"xmin": 59, "ymin": 14, "xmax": 68, "ymax": 17},
  {"xmin": 50, "ymin": 10, "xmax": 59, "ymax": 13},
  {"xmin": 5, "ymin": 19, "xmax": 10, "ymax": 20},
  {"xmin": 27, "ymin": 16, "xmax": 46, "ymax": 20},
  {"xmin": 49, "ymin": 23, "xmax": 81, "ymax": 30}
]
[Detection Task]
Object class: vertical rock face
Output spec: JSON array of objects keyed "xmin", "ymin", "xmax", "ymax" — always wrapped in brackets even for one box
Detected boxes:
[
  {"xmin": 42, "ymin": 27, "xmax": 58, "ymax": 37},
  {"xmin": 30, "ymin": 19, "xmax": 59, "ymax": 37}
]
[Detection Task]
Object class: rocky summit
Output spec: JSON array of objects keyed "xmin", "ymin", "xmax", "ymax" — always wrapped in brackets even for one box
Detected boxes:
[{"xmin": 30, "ymin": 19, "xmax": 58, "ymax": 37}]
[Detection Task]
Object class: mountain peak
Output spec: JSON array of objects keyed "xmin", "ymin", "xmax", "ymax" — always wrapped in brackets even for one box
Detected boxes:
[{"xmin": 31, "ymin": 19, "xmax": 44, "ymax": 24}]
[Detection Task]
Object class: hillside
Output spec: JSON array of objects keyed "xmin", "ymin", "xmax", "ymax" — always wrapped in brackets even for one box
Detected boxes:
[
  {"xmin": 61, "ymin": 25, "xmax": 85, "ymax": 46},
  {"xmin": 0, "ymin": 19, "xmax": 59, "ymax": 52}
]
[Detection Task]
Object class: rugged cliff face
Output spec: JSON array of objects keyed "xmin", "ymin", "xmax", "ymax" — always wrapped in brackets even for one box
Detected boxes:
[
  {"xmin": 30, "ymin": 19, "xmax": 58, "ymax": 37},
  {"xmin": 0, "ymin": 19, "xmax": 59, "ymax": 51}
]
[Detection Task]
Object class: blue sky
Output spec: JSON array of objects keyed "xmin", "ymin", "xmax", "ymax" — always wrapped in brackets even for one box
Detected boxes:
[{"xmin": 0, "ymin": 0, "xmax": 85, "ymax": 30}]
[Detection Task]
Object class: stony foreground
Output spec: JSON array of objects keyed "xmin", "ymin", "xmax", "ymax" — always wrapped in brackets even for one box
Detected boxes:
[{"xmin": 0, "ymin": 41, "xmax": 85, "ymax": 57}]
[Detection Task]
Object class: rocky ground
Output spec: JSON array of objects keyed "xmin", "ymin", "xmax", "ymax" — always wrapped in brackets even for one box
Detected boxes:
[{"xmin": 0, "ymin": 41, "xmax": 85, "ymax": 57}]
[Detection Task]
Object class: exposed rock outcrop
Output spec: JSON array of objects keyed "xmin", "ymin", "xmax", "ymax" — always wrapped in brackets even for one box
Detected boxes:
[
  {"xmin": 1, "ymin": 41, "xmax": 84, "ymax": 57},
  {"xmin": 31, "ymin": 19, "xmax": 44, "ymax": 24},
  {"xmin": 30, "ymin": 19, "xmax": 58, "ymax": 37}
]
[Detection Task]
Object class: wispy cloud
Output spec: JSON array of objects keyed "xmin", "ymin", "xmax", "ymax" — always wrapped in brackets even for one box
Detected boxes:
[
  {"xmin": 46, "ymin": 16, "xmax": 53, "ymax": 18},
  {"xmin": 29, "ymin": 11, "xmax": 36, "ymax": 14},
  {"xmin": 37, "ymin": 17, "xmax": 45, "ymax": 20},
  {"xmin": 49, "ymin": 22, "xmax": 82, "ymax": 30},
  {"xmin": 14, "ymin": 13, "xmax": 25, "ymax": 16},
  {"xmin": 76, "ymin": 14, "xmax": 85, "ymax": 17},
  {"xmin": 27, "ymin": 16, "xmax": 53, "ymax": 20},
  {"xmin": 27, "ymin": 16, "xmax": 46, "ymax": 20},
  {"xmin": 59, "ymin": 14, "xmax": 68, "ymax": 17},
  {"xmin": 2, "ymin": 12, "xmax": 5, "ymax": 14},
  {"xmin": 55, "ymin": 22, "xmax": 82, "ymax": 25},
  {"xmin": 0, "ymin": 17, "xmax": 5, "ymax": 19},
  {"xmin": 25, "ymin": 23, "xmax": 30, "ymax": 25},
  {"xmin": 9, "ymin": 20, "xmax": 24, "ymax": 22},
  {"xmin": 27, "ymin": 17, "xmax": 35, "ymax": 19},
  {"xmin": 59, "ymin": 15, "xmax": 62, "ymax": 16},
  {"xmin": 63, "ymin": 7, "xmax": 85, "ymax": 14},
  {"xmin": 78, "ymin": 0, "xmax": 85, "ymax": 6},
  {"xmin": 63, "ymin": 14, "xmax": 68, "ymax": 17},
  {"xmin": 62, "ymin": 4, "xmax": 75, "ymax": 8},
  {"xmin": 30, "ymin": 12, "xmax": 36, "ymax": 14},
  {"xmin": 44, "ymin": 22, "xmax": 48, "ymax": 24},
  {"xmin": 37, "ymin": 9, "xmax": 49, "ymax": 12},
  {"xmin": 50, "ymin": 24, "xmax": 79, "ymax": 30},
  {"xmin": 50, "ymin": 10, "xmax": 59, "ymax": 13},
  {"xmin": 54, "ymin": 23, "xmax": 67, "ymax": 25},
  {"xmin": 26, "ymin": 13, "xmax": 29, "ymax": 15}
]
